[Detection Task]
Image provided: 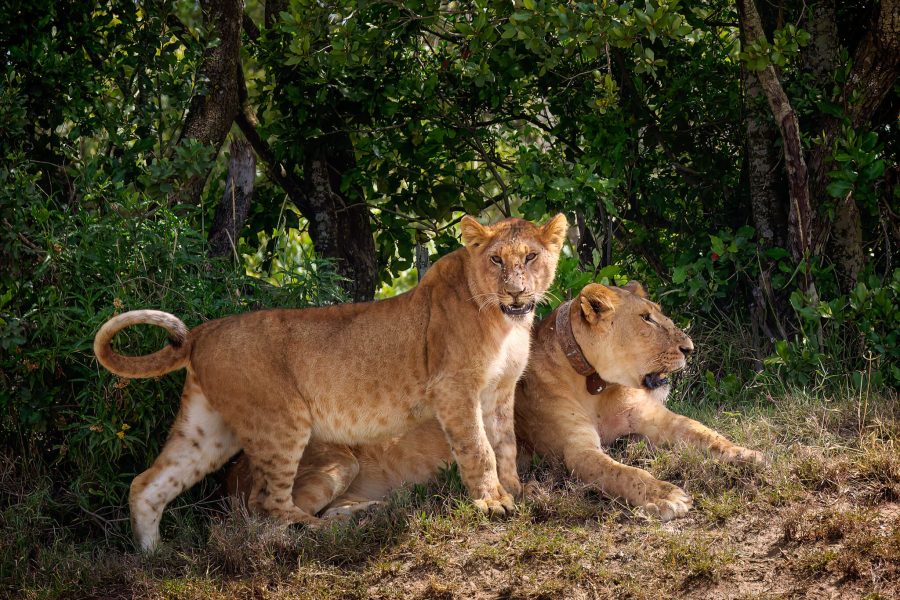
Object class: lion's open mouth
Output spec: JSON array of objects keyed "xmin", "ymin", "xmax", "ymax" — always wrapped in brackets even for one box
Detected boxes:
[
  {"xmin": 642, "ymin": 372, "xmax": 670, "ymax": 389},
  {"xmin": 500, "ymin": 302, "xmax": 535, "ymax": 317}
]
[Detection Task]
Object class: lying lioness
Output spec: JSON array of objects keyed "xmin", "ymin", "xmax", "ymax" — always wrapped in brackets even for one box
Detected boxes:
[
  {"xmin": 228, "ymin": 282, "xmax": 762, "ymax": 520},
  {"xmin": 94, "ymin": 214, "xmax": 568, "ymax": 550}
]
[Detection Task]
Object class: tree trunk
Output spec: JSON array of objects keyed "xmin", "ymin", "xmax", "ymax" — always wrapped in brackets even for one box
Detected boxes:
[
  {"xmin": 802, "ymin": 0, "xmax": 839, "ymax": 83},
  {"xmin": 807, "ymin": 0, "xmax": 900, "ymax": 288},
  {"xmin": 235, "ymin": 104, "xmax": 378, "ymax": 301},
  {"xmin": 829, "ymin": 194, "xmax": 864, "ymax": 288},
  {"xmin": 744, "ymin": 63, "xmax": 794, "ymax": 344},
  {"xmin": 743, "ymin": 67, "xmax": 788, "ymax": 250},
  {"xmin": 208, "ymin": 139, "xmax": 256, "ymax": 259},
  {"xmin": 302, "ymin": 138, "xmax": 378, "ymax": 301},
  {"xmin": 170, "ymin": 0, "xmax": 242, "ymax": 207},
  {"xmin": 573, "ymin": 210, "xmax": 598, "ymax": 270},
  {"xmin": 265, "ymin": 0, "xmax": 287, "ymax": 29},
  {"xmin": 738, "ymin": 0, "xmax": 814, "ymax": 286}
]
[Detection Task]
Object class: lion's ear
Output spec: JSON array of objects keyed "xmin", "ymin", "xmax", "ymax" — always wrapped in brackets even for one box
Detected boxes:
[
  {"xmin": 622, "ymin": 280, "xmax": 648, "ymax": 299},
  {"xmin": 460, "ymin": 216, "xmax": 493, "ymax": 248},
  {"xmin": 539, "ymin": 213, "xmax": 568, "ymax": 254},
  {"xmin": 579, "ymin": 283, "xmax": 617, "ymax": 324}
]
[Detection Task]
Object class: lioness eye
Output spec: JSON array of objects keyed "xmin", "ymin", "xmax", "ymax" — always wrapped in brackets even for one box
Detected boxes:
[
  {"xmin": 491, "ymin": 256, "xmax": 503, "ymax": 266},
  {"xmin": 525, "ymin": 252, "xmax": 537, "ymax": 263},
  {"xmin": 642, "ymin": 314, "xmax": 655, "ymax": 324}
]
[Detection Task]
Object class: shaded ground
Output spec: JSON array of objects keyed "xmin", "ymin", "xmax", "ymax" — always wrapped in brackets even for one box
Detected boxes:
[{"xmin": 9, "ymin": 392, "xmax": 900, "ymax": 599}]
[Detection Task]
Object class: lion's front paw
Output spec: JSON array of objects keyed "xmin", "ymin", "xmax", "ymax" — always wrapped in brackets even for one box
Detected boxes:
[
  {"xmin": 720, "ymin": 445, "xmax": 766, "ymax": 466},
  {"xmin": 523, "ymin": 479, "xmax": 547, "ymax": 502},
  {"xmin": 500, "ymin": 475, "xmax": 523, "ymax": 499},
  {"xmin": 472, "ymin": 485, "xmax": 517, "ymax": 517},
  {"xmin": 637, "ymin": 479, "xmax": 692, "ymax": 522}
]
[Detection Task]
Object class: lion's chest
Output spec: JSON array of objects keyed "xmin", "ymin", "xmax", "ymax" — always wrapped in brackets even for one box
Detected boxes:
[
  {"xmin": 479, "ymin": 326, "xmax": 531, "ymax": 415},
  {"xmin": 484, "ymin": 326, "xmax": 531, "ymax": 385}
]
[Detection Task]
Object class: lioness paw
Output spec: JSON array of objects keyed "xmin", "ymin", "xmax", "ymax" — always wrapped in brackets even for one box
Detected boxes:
[
  {"xmin": 473, "ymin": 488, "xmax": 517, "ymax": 517},
  {"xmin": 322, "ymin": 500, "xmax": 382, "ymax": 521},
  {"xmin": 639, "ymin": 482, "xmax": 692, "ymax": 522},
  {"xmin": 720, "ymin": 445, "xmax": 765, "ymax": 466},
  {"xmin": 498, "ymin": 489, "xmax": 517, "ymax": 514},
  {"xmin": 523, "ymin": 479, "xmax": 548, "ymax": 502},
  {"xmin": 500, "ymin": 476, "xmax": 523, "ymax": 499}
]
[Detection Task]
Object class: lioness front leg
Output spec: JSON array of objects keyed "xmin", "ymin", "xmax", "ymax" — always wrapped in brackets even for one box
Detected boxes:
[
  {"xmin": 435, "ymin": 394, "xmax": 515, "ymax": 516},
  {"xmin": 486, "ymin": 383, "xmax": 522, "ymax": 500},
  {"xmin": 563, "ymin": 427, "xmax": 691, "ymax": 521},
  {"xmin": 629, "ymin": 399, "xmax": 764, "ymax": 465}
]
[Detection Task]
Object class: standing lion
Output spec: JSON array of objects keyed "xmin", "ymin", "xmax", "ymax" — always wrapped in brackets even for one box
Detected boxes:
[{"xmin": 94, "ymin": 214, "xmax": 568, "ymax": 550}]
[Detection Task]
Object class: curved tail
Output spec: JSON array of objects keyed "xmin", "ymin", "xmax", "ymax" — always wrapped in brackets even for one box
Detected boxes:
[{"xmin": 93, "ymin": 310, "xmax": 190, "ymax": 378}]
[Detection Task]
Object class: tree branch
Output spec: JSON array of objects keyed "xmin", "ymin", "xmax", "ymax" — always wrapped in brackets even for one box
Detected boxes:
[{"xmin": 738, "ymin": 0, "xmax": 813, "ymax": 272}]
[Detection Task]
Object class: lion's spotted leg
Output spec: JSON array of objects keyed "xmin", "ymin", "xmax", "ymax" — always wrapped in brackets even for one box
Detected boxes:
[
  {"xmin": 485, "ymin": 382, "xmax": 522, "ymax": 503},
  {"xmin": 237, "ymin": 400, "xmax": 321, "ymax": 527},
  {"xmin": 130, "ymin": 382, "xmax": 240, "ymax": 551},
  {"xmin": 563, "ymin": 425, "xmax": 691, "ymax": 521},
  {"xmin": 227, "ymin": 441, "xmax": 360, "ymax": 516},
  {"xmin": 629, "ymin": 400, "xmax": 764, "ymax": 465},
  {"xmin": 435, "ymin": 391, "xmax": 513, "ymax": 516}
]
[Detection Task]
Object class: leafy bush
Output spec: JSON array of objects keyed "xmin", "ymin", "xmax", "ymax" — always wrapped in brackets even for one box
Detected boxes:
[
  {"xmin": 767, "ymin": 270, "xmax": 900, "ymax": 388},
  {"xmin": 0, "ymin": 158, "xmax": 344, "ymax": 528}
]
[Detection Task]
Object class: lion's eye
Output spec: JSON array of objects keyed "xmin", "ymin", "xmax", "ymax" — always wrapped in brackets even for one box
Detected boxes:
[
  {"xmin": 490, "ymin": 256, "xmax": 503, "ymax": 266},
  {"xmin": 642, "ymin": 314, "xmax": 655, "ymax": 324},
  {"xmin": 525, "ymin": 252, "xmax": 537, "ymax": 264}
]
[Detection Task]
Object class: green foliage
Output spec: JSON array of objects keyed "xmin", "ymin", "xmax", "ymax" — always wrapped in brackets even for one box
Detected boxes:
[
  {"xmin": 825, "ymin": 127, "xmax": 886, "ymax": 212},
  {"xmin": 667, "ymin": 226, "xmax": 758, "ymax": 313},
  {"xmin": 740, "ymin": 23, "xmax": 810, "ymax": 71},
  {"xmin": 248, "ymin": 0, "xmax": 740, "ymax": 281},
  {"xmin": 765, "ymin": 270, "xmax": 900, "ymax": 388},
  {"xmin": 0, "ymin": 147, "xmax": 344, "ymax": 523}
]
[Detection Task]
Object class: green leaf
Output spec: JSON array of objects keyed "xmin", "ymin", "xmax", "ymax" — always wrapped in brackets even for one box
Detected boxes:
[{"xmin": 826, "ymin": 179, "xmax": 852, "ymax": 198}]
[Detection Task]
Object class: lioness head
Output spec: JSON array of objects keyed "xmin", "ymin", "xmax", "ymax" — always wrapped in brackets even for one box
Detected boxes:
[
  {"xmin": 574, "ymin": 282, "xmax": 693, "ymax": 390},
  {"xmin": 461, "ymin": 215, "xmax": 568, "ymax": 320}
]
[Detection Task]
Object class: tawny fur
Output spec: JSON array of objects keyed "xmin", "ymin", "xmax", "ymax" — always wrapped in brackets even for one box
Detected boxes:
[
  {"xmin": 515, "ymin": 282, "xmax": 763, "ymax": 521},
  {"xmin": 94, "ymin": 215, "xmax": 568, "ymax": 551},
  {"xmin": 228, "ymin": 282, "xmax": 762, "ymax": 521}
]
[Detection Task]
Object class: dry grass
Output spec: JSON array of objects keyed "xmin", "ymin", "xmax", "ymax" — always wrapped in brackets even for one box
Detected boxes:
[{"xmin": 7, "ymin": 388, "xmax": 900, "ymax": 599}]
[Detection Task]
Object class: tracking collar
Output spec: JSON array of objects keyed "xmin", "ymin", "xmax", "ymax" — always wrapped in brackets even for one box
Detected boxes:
[{"xmin": 554, "ymin": 299, "xmax": 608, "ymax": 395}]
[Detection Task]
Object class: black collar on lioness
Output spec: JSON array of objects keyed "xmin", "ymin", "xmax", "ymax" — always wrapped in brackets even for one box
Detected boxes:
[{"xmin": 554, "ymin": 299, "xmax": 608, "ymax": 395}]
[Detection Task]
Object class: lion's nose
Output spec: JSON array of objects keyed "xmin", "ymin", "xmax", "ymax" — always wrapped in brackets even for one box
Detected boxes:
[
  {"xmin": 505, "ymin": 282, "xmax": 526, "ymax": 300},
  {"xmin": 679, "ymin": 339, "xmax": 694, "ymax": 357}
]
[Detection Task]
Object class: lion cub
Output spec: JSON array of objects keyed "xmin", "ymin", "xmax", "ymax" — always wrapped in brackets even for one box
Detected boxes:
[
  {"xmin": 229, "ymin": 282, "xmax": 762, "ymax": 522},
  {"xmin": 94, "ymin": 214, "xmax": 567, "ymax": 550}
]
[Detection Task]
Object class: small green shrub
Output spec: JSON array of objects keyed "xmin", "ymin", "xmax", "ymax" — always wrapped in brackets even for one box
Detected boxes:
[
  {"xmin": 766, "ymin": 269, "xmax": 899, "ymax": 388},
  {"xmin": 0, "ymin": 166, "xmax": 345, "ymax": 541}
]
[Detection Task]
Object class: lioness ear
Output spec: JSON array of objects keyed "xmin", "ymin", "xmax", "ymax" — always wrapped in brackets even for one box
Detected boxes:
[
  {"xmin": 460, "ymin": 216, "xmax": 493, "ymax": 248},
  {"xmin": 539, "ymin": 213, "xmax": 568, "ymax": 254},
  {"xmin": 621, "ymin": 280, "xmax": 649, "ymax": 299},
  {"xmin": 579, "ymin": 283, "xmax": 617, "ymax": 324}
]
